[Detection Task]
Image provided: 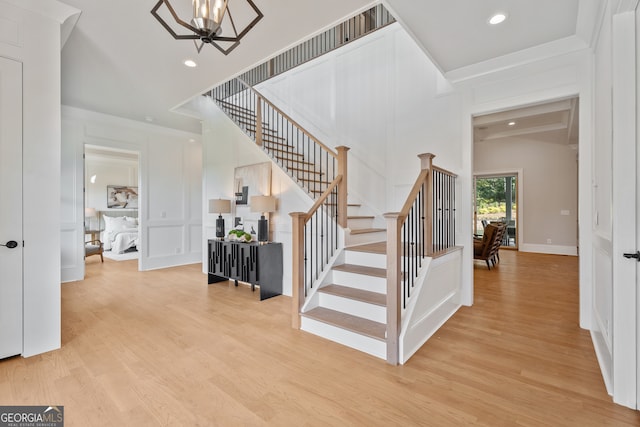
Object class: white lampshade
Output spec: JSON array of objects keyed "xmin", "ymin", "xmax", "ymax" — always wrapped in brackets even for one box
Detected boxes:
[
  {"xmin": 85, "ymin": 207, "xmax": 97, "ymax": 217},
  {"xmin": 250, "ymin": 195, "xmax": 276, "ymax": 214},
  {"xmin": 209, "ymin": 199, "xmax": 231, "ymax": 214}
]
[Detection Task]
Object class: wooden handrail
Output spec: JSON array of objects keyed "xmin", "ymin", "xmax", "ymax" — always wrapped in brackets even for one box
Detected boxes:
[
  {"xmin": 303, "ymin": 175, "xmax": 343, "ymax": 222},
  {"xmin": 238, "ymin": 78, "xmax": 338, "ymax": 159},
  {"xmin": 398, "ymin": 169, "xmax": 429, "ymax": 220},
  {"xmin": 432, "ymin": 165, "xmax": 457, "ymax": 178}
]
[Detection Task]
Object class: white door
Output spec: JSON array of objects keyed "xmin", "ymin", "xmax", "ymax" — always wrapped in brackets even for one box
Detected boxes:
[
  {"xmin": 611, "ymin": 3, "xmax": 639, "ymax": 409},
  {"xmin": 635, "ymin": 6, "xmax": 640, "ymax": 408},
  {"xmin": 0, "ymin": 57, "xmax": 23, "ymax": 359}
]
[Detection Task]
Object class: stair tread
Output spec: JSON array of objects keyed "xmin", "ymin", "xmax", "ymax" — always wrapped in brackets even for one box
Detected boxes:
[
  {"xmin": 274, "ymin": 155, "xmax": 313, "ymax": 165},
  {"xmin": 324, "ymin": 203, "xmax": 362, "ymax": 207},
  {"xmin": 256, "ymin": 129, "xmax": 285, "ymax": 138},
  {"xmin": 333, "ymin": 263, "xmax": 386, "ymax": 278},
  {"xmin": 216, "ymin": 99, "xmax": 253, "ymax": 114},
  {"xmin": 349, "ymin": 228, "xmax": 386, "ymax": 235},
  {"xmin": 289, "ymin": 167, "xmax": 324, "ymax": 175},
  {"xmin": 303, "ymin": 307, "xmax": 386, "ymax": 341},
  {"xmin": 346, "ymin": 242, "xmax": 387, "ymax": 255},
  {"xmin": 263, "ymin": 139, "xmax": 295, "ymax": 148},
  {"xmin": 275, "ymin": 156, "xmax": 315, "ymax": 166},
  {"xmin": 268, "ymin": 151, "xmax": 304, "ymax": 160},
  {"xmin": 320, "ymin": 284, "xmax": 386, "ymax": 306},
  {"xmin": 348, "ymin": 215, "xmax": 375, "ymax": 219},
  {"xmin": 298, "ymin": 178, "xmax": 331, "ymax": 185}
]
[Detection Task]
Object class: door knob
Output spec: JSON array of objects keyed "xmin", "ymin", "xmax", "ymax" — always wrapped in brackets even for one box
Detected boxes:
[
  {"xmin": 623, "ymin": 251, "xmax": 640, "ymax": 261},
  {"xmin": 0, "ymin": 240, "xmax": 18, "ymax": 249}
]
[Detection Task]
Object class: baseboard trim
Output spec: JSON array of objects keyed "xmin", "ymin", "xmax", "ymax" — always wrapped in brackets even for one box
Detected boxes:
[{"xmin": 519, "ymin": 243, "xmax": 578, "ymax": 256}]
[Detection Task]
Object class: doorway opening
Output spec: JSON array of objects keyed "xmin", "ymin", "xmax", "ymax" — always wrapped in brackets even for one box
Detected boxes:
[
  {"xmin": 84, "ymin": 145, "xmax": 141, "ymax": 267},
  {"xmin": 474, "ymin": 174, "xmax": 518, "ymax": 249}
]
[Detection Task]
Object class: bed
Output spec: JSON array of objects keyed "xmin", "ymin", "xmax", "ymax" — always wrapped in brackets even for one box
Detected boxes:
[{"xmin": 101, "ymin": 214, "xmax": 139, "ymax": 254}]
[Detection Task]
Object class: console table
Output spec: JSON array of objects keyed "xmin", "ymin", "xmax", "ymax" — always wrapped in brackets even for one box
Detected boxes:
[{"xmin": 207, "ymin": 240, "xmax": 283, "ymax": 300}]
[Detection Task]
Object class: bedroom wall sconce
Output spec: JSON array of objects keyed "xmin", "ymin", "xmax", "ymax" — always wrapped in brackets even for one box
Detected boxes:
[
  {"xmin": 209, "ymin": 198, "xmax": 231, "ymax": 239},
  {"xmin": 250, "ymin": 195, "xmax": 276, "ymax": 243}
]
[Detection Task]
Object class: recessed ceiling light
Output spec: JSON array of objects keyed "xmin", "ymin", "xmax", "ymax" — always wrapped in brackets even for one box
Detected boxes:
[
  {"xmin": 90, "ymin": 174, "xmax": 97, "ymax": 184},
  {"xmin": 489, "ymin": 13, "xmax": 507, "ymax": 25},
  {"xmin": 508, "ymin": 121, "xmax": 516, "ymax": 126},
  {"xmin": 184, "ymin": 59, "xmax": 197, "ymax": 68}
]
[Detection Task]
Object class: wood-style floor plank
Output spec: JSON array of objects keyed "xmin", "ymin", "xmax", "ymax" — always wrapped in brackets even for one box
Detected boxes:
[{"xmin": 0, "ymin": 252, "xmax": 638, "ymax": 426}]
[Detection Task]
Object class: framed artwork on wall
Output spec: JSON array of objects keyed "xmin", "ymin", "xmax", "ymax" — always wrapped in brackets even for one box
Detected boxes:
[
  {"xmin": 233, "ymin": 162, "xmax": 271, "ymax": 219},
  {"xmin": 107, "ymin": 185, "xmax": 138, "ymax": 209}
]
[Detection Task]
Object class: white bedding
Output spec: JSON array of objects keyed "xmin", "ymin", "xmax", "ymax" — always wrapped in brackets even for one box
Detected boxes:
[
  {"xmin": 105, "ymin": 228, "xmax": 139, "ymax": 254},
  {"xmin": 102, "ymin": 215, "xmax": 139, "ymax": 253}
]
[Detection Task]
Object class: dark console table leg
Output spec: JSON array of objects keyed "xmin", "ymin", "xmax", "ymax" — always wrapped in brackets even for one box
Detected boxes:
[{"xmin": 208, "ymin": 273, "xmax": 227, "ymax": 284}]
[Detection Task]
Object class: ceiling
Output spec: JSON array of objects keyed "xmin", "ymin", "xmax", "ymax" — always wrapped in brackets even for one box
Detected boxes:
[
  {"xmin": 59, "ymin": 0, "xmax": 603, "ymax": 133},
  {"xmin": 473, "ymin": 98, "xmax": 579, "ymax": 147}
]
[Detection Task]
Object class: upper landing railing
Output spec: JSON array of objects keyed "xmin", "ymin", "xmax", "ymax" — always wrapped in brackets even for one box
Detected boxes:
[{"xmin": 237, "ymin": 4, "xmax": 395, "ymax": 88}]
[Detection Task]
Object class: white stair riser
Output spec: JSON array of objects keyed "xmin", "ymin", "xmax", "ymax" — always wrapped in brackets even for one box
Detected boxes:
[
  {"xmin": 344, "ymin": 250, "xmax": 386, "ymax": 268},
  {"xmin": 332, "ymin": 270, "xmax": 387, "ymax": 294},
  {"xmin": 301, "ymin": 317, "xmax": 386, "ymax": 360},
  {"xmin": 345, "ymin": 231, "xmax": 386, "ymax": 246},
  {"xmin": 318, "ymin": 293, "xmax": 387, "ymax": 323},
  {"xmin": 347, "ymin": 217, "xmax": 374, "ymax": 229},
  {"xmin": 347, "ymin": 205, "xmax": 362, "ymax": 216}
]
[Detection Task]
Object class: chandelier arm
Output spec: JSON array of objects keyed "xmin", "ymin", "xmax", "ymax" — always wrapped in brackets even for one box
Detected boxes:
[
  {"xmin": 211, "ymin": 40, "xmax": 241, "ymax": 55},
  {"xmin": 225, "ymin": 6, "xmax": 240, "ymax": 37},
  {"xmin": 158, "ymin": 0, "xmax": 206, "ymax": 37}
]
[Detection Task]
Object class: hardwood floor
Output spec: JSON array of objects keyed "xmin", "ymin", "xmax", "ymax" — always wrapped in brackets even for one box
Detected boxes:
[{"xmin": 1, "ymin": 252, "xmax": 639, "ymax": 426}]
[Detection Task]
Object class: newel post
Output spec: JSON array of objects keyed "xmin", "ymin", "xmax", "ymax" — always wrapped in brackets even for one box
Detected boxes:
[
  {"xmin": 418, "ymin": 153, "xmax": 435, "ymax": 256},
  {"xmin": 336, "ymin": 146, "xmax": 350, "ymax": 228},
  {"xmin": 256, "ymin": 97, "xmax": 263, "ymax": 147},
  {"xmin": 384, "ymin": 212, "xmax": 402, "ymax": 365},
  {"xmin": 290, "ymin": 212, "xmax": 306, "ymax": 329}
]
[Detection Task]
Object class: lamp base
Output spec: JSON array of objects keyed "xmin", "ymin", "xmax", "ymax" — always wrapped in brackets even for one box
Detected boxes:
[
  {"xmin": 258, "ymin": 215, "xmax": 268, "ymax": 243},
  {"xmin": 216, "ymin": 215, "xmax": 225, "ymax": 239}
]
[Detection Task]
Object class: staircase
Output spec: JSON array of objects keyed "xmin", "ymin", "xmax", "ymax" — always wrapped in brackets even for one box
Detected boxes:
[
  {"xmin": 212, "ymin": 94, "xmax": 332, "ymax": 199},
  {"xmin": 207, "ymin": 43, "xmax": 459, "ymax": 365},
  {"xmin": 301, "ymin": 240, "xmax": 388, "ymax": 359}
]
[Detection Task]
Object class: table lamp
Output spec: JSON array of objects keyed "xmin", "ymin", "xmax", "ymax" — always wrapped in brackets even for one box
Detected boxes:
[
  {"xmin": 250, "ymin": 195, "xmax": 276, "ymax": 243},
  {"xmin": 209, "ymin": 199, "xmax": 231, "ymax": 239},
  {"xmin": 84, "ymin": 207, "xmax": 97, "ymax": 230}
]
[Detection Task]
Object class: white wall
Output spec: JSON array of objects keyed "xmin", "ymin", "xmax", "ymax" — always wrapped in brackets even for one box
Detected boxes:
[
  {"xmin": 0, "ymin": 0, "xmax": 79, "ymax": 357},
  {"xmin": 84, "ymin": 150, "xmax": 138, "ymax": 214},
  {"xmin": 256, "ymin": 23, "xmax": 463, "ymax": 215},
  {"xmin": 61, "ymin": 107, "xmax": 202, "ymax": 281},
  {"xmin": 474, "ymin": 138, "xmax": 578, "ymax": 255}
]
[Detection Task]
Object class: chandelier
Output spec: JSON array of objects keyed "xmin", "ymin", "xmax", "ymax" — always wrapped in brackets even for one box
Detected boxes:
[{"xmin": 151, "ymin": 0, "xmax": 263, "ymax": 55}]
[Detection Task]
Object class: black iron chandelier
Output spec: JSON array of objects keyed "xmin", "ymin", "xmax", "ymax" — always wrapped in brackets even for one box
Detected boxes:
[{"xmin": 151, "ymin": 0, "xmax": 263, "ymax": 55}]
